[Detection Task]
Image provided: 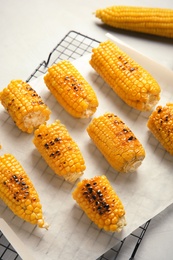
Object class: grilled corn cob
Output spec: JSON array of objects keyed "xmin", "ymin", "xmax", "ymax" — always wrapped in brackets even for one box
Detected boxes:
[
  {"xmin": 147, "ymin": 103, "xmax": 173, "ymax": 155},
  {"xmin": 72, "ymin": 175, "xmax": 126, "ymax": 232},
  {"xmin": 87, "ymin": 112, "xmax": 145, "ymax": 173},
  {"xmin": 33, "ymin": 120, "xmax": 86, "ymax": 182},
  {"xmin": 95, "ymin": 6, "xmax": 173, "ymax": 38},
  {"xmin": 0, "ymin": 80, "xmax": 51, "ymax": 133},
  {"xmin": 44, "ymin": 60, "xmax": 99, "ymax": 118},
  {"xmin": 0, "ymin": 154, "xmax": 48, "ymax": 229},
  {"xmin": 90, "ymin": 40, "xmax": 161, "ymax": 111}
]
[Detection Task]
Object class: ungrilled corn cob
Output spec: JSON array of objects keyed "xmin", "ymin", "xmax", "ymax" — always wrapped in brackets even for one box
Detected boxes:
[
  {"xmin": 90, "ymin": 40, "xmax": 161, "ymax": 111},
  {"xmin": 147, "ymin": 103, "xmax": 173, "ymax": 155},
  {"xmin": 87, "ymin": 112, "xmax": 145, "ymax": 173},
  {"xmin": 72, "ymin": 175, "xmax": 126, "ymax": 232},
  {"xmin": 0, "ymin": 80, "xmax": 51, "ymax": 133},
  {"xmin": 0, "ymin": 154, "xmax": 48, "ymax": 229},
  {"xmin": 95, "ymin": 6, "xmax": 173, "ymax": 38},
  {"xmin": 44, "ymin": 60, "xmax": 99, "ymax": 118},
  {"xmin": 33, "ymin": 120, "xmax": 86, "ymax": 182}
]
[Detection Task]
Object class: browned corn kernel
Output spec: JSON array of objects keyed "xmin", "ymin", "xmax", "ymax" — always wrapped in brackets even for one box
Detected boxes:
[
  {"xmin": 0, "ymin": 154, "xmax": 48, "ymax": 229},
  {"xmin": 0, "ymin": 80, "xmax": 51, "ymax": 133},
  {"xmin": 33, "ymin": 120, "xmax": 86, "ymax": 182},
  {"xmin": 147, "ymin": 103, "xmax": 173, "ymax": 155},
  {"xmin": 44, "ymin": 60, "xmax": 99, "ymax": 118},
  {"xmin": 95, "ymin": 6, "xmax": 173, "ymax": 38},
  {"xmin": 90, "ymin": 40, "xmax": 161, "ymax": 111},
  {"xmin": 72, "ymin": 175, "xmax": 126, "ymax": 232},
  {"xmin": 87, "ymin": 112, "xmax": 145, "ymax": 173}
]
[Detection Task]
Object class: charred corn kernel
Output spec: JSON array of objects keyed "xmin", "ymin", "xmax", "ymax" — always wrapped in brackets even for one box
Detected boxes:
[
  {"xmin": 0, "ymin": 154, "xmax": 48, "ymax": 229},
  {"xmin": 90, "ymin": 40, "xmax": 161, "ymax": 111},
  {"xmin": 72, "ymin": 175, "xmax": 126, "ymax": 232},
  {"xmin": 33, "ymin": 120, "xmax": 86, "ymax": 182},
  {"xmin": 0, "ymin": 80, "xmax": 51, "ymax": 133},
  {"xmin": 95, "ymin": 6, "xmax": 173, "ymax": 38},
  {"xmin": 147, "ymin": 103, "xmax": 173, "ymax": 155},
  {"xmin": 44, "ymin": 60, "xmax": 99, "ymax": 118},
  {"xmin": 87, "ymin": 112, "xmax": 145, "ymax": 173}
]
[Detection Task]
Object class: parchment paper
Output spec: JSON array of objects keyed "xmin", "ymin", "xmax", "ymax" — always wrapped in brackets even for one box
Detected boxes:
[{"xmin": 0, "ymin": 35, "xmax": 173, "ymax": 260}]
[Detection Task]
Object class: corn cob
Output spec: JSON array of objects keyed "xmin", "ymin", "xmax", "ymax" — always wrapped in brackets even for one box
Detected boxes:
[
  {"xmin": 147, "ymin": 103, "xmax": 173, "ymax": 155},
  {"xmin": 0, "ymin": 80, "xmax": 51, "ymax": 133},
  {"xmin": 33, "ymin": 120, "xmax": 86, "ymax": 182},
  {"xmin": 87, "ymin": 112, "xmax": 145, "ymax": 173},
  {"xmin": 0, "ymin": 154, "xmax": 48, "ymax": 229},
  {"xmin": 95, "ymin": 6, "xmax": 173, "ymax": 38},
  {"xmin": 44, "ymin": 60, "xmax": 99, "ymax": 118},
  {"xmin": 90, "ymin": 40, "xmax": 161, "ymax": 111},
  {"xmin": 72, "ymin": 175, "xmax": 126, "ymax": 232}
]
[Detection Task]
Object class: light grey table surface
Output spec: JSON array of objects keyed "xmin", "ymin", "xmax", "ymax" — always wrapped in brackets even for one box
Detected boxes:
[{"xmin": 1, "ymin": 0, "xmax": 173, "ymax": 259}]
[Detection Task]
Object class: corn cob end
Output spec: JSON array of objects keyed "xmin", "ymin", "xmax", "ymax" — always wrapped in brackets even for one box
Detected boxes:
[
  {"xmin": 0, "ymin": 80, "xmax": 51, "ymax": 133},
  {"xmin": 72, "ymin": 175, "xmax": 126, "ymax": 232}
]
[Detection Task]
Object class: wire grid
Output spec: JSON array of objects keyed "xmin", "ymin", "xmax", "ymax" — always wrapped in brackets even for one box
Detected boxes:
[
  {"xmin": 0, "ymin": 30, "xmax": 151, "ymax": 260},
  {"xmin": 26, "ymin": 30, "xmax": 100, "ymax": 82},
  {"xmin": 0, "ymin": 231, "xmax": 22, "ymax": 260}
]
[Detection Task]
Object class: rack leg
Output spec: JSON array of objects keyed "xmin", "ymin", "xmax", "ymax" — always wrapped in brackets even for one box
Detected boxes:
[{"xmin": 129, "ymin": 220, "xmax": 151, "ymax": 260}]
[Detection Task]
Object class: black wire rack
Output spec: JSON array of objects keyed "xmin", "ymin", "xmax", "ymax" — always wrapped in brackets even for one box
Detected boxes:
[
  {"xmin": 0, "ymin": 30, "xmax": 151, "ymax": 260},
  {"xmin": 0, "ymin": 231, "xmax": 22, "ymax": 260}
]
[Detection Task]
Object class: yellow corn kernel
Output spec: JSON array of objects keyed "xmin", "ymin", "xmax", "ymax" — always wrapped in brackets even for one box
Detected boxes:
[
  {"xmin": 72, "ymin": 175, "xmax": 126, "ymax": 232},
  {"xmin": 90, "ymin": 40, "xmax": 161, "ymax": 111},
  {"xmin": 87, "ymin": 112, "xmax": 145, "ymax": 173},
  {"xmin": 147, "ymin": 103, "xmax": 173, "ymax": 155},
  {"xmin": 0, "ymin": 154, "xmax": 48, "ymax": 229},
  {"xmin": 44, "ymin": 60, "xmax": 99, "ymax": 118},
  {"xmin": 0, "ymin": 80, "xmax": 51, "ymax": 133},
  {"xmin": 95, "ymin": 6, "xmax": 173, "ymax": 38},
  {"xmin": 33, "ymin": 120, "xmax": 86, "ymax": 182}
]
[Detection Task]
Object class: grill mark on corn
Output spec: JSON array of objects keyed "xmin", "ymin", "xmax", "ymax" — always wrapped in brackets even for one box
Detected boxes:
[
  {"xmin": 3, "ymin": 173, "xmax": 32, "ymax": 202},
  {"xmin": 82, "ymin": 182, "xmax": 112, "ymax": 215},
  {"xmin": 118, "ymin": 55, "xmax": 137, "ymax": 73},
  {"xmin": 65, "ymin": 75, "xmax": 82, "ymax": 92},
  {"xmin": 72, "ymin": 175, "xmax": 126, "ymax": 232}
]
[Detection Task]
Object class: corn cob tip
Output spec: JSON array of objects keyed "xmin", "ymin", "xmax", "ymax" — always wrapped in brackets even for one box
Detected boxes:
[
  {"xmin": 37, "ymin": 218, "xmax": 49, "ymax": 229},
  {"xmin": 72, "ymin": 175, "xmax": 126, "ymax": 232}
]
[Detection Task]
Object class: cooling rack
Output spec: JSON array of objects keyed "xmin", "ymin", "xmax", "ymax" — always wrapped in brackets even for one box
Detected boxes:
[{"xmin": 0, "ymin": 30, "xmax": 151, "ymax": 260}]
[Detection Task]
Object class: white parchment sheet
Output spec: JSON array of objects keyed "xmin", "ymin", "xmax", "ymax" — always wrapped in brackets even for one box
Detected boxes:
[{"xmin": 0, "ymin": 35, "xmax": 173, "ymax": 260}]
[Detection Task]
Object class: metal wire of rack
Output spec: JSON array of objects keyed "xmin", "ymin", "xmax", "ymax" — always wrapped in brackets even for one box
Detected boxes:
[
  {"xmin": 0, "ymin": 231, "xmax": 22, "ymax": 260},
  {"xmin": 0, "ymin": 30, "xmax": 151, "ymax": 260}
]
